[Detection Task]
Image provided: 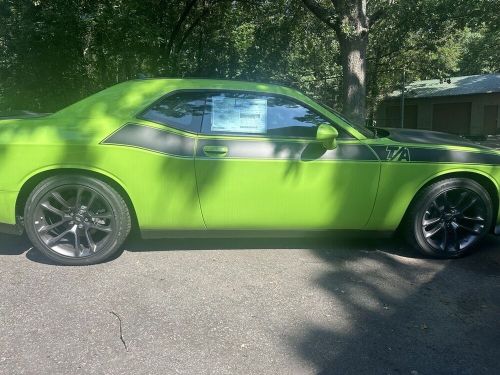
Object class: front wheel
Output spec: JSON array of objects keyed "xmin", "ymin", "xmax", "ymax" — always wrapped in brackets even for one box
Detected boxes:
[
  {"xmin": 405, "ymin": 178, "xmax": 493, "ymax": 258},
  {"xmin": 24, "ymin": 175, "xmax": 131, "ymax": 265}
]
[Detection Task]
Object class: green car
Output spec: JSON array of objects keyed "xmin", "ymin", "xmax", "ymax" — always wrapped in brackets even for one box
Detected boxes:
[{"xmin": 1, "ymin": 78, "xmax": 499, "ymax": 265}]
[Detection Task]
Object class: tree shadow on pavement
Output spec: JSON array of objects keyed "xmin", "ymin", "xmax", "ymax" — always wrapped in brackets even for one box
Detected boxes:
[
  {"xmin": 287, "ymin": 236, "xmax": 500, "ymax": 374},
  {"xmin": 0, "ymin": 233, "xmax": 122, "ymax": 265},
  {"xmin": 4, "ymin": 230, "xmax": 500, "ymax": 374},
  {"xmin": 0, "ymin": 234, "xmax": 31, "ymax": 256},
  {"xmin": 122, "ymin": 233, "xmax": 417, "ymax": 256},
  {"xmin": 4, "ymin": 231, "xmax": 419, "ymax": 266}
]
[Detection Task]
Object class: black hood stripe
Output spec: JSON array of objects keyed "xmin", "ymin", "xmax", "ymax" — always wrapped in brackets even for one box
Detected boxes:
[{"xmin": 370, "ymin": 145, "xmax": 500, "ymax": 165}]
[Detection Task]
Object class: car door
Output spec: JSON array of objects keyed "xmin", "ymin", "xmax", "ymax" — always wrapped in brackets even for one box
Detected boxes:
[{"xmin": 194, "ymin": 91, "xmax": 380, "ymax": 230}]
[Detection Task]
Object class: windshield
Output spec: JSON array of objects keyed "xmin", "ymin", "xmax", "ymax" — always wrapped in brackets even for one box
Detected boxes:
[{"xmin": 316, "ymin": 101, "xmax": 376, "ymax": 138}]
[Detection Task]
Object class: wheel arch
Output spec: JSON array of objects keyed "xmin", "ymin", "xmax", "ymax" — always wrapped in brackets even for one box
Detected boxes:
[
  {"xmin": 400, "ymin": 170, "xmax": 499, "ymax": 232},
  {"xmin": 15, "ymin": 167, "xmax": 139, "ymax": 231}
]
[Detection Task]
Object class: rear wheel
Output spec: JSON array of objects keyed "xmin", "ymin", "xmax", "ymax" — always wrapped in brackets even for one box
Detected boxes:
[
  {"xmin": 24, "ymin": 175, "xmax": 131, "ymax": 265},
  {"xmin": 405, "ymin": 178, "xmax": 493, "ymax": 258}
]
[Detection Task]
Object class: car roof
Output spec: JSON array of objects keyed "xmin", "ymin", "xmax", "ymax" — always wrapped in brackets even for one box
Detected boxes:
[
  {"xmin": 53, "ymin": 78, "xmax": 310, "ymax": 119},
  {"xmin": 135, "ymin": 77, "xmax": 300, "ymax": 94}
]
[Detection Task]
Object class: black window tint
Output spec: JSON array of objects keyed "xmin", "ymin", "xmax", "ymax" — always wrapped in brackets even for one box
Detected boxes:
[
  {"xmin": 202, "ymin": 92, "xmax": 351, "ymax": 138},
  {"xmin": 141, "ymin": 92, "xmax": 206, "ymax": 133}
]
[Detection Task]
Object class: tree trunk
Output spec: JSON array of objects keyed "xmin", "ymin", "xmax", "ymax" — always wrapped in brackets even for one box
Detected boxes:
[
  {"xmin": 301, "ymin": 0, "xmax": 370, "ymax": 123},
  {"xmin": 339, "ymin": 35, "xmax": 368, "ymax": 124},
  {"xmin": 335, "ymin": 0, "xmax": 369, "ymax": 125},
  {"xmin": 367, "ymin": 49, "xmax": 381, "ymax": 125}
]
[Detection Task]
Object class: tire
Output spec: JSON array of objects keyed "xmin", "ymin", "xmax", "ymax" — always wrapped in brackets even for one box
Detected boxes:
[
  {"xmin": 404, "ymin": 178, "xmax": 493, "ymax": 258},
  {"xmin": 24, "ymin": 175, "xmax": 131, "ymax": 265}
]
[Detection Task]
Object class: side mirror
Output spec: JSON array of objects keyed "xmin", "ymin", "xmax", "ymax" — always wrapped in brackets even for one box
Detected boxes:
[{"xmin": 316, "ymin": 124, "xmax": 339, "ymax": 150}]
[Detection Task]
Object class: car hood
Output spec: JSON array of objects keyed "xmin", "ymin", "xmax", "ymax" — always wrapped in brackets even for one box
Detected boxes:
[
  {"xmin": 368, "ymin": 127, "xmax": 500, "ymax": 165},
  {"xmin": 377, "ymin": 127, "xmax": 492, "ymax": 150}
]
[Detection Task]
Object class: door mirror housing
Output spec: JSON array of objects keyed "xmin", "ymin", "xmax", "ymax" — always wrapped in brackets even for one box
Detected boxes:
[{"xmin": 316, "ymin": 124, "xmax": 339, "ymax": 150}]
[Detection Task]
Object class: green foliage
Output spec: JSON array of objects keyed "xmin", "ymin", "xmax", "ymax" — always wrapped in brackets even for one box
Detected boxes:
[
  {"xmin": 366, "ymin": 0, "xmax": 500, "ymax": 114},
  {"xmin": 0, "ymin": 0, "xmax": 497, "ymax": 113},
  {"xmin": 459, "ymin": 27, "xmax": 500, "ymax": 74}
]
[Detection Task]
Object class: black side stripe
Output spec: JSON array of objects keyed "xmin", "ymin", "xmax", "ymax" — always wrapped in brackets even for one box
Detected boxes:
[
  {"xmin": 101, "ymin": 124, "xmax": 500, "ymax": 165},
  {"xmin": 101, "ymin": 123, "xmax": 195, "ymax": 157},
  {"xmin": 370, "ymin": 145, "xmax": 500, "ymax": 165},
  {"xmin": 196, "ymin": 139, "xmax": 378, "ymax": 161}
]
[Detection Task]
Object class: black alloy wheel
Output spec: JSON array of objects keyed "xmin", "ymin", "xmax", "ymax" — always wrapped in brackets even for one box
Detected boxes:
[
  {"xmin": 24, "ymin": 175, "xmax": 131, "ymax": 265},
  {"xmin": 406, "ymin": 178, "xmax": 493, "ymax": 258}
]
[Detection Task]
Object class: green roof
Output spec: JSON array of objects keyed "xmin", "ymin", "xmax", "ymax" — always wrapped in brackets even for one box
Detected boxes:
[
  {"xmin": 388, "ymin": 74, "xmax": 500, "ymax": 99},
  {"xmin": 53, "ymin": 78, "xmax": 307, "ymax": 119}
]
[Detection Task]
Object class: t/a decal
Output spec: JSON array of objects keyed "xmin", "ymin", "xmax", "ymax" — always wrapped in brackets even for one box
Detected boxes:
[{"xmin": 386, "ymin": 146, "xmax": 411, "ymax": 162}]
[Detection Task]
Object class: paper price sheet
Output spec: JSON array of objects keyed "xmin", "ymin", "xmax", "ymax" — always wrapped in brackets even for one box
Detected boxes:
[{"xmin": 211, "ymin": 96, "xmax": 267, "ymax": 134}]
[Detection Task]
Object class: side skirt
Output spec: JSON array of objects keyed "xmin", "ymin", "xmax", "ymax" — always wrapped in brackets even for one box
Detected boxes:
[{"xmin": 140, "ymin": 229, "xmax": 395, "ymax": 240}]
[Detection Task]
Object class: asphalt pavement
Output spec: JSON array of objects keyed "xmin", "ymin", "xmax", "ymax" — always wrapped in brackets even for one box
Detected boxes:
[{"xmin": 0, "ymin": 233, "xmax": 499, "ymax": 375}]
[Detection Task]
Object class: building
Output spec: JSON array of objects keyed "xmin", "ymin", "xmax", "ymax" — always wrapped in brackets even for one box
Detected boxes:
[{"xmin": 375, "ymin": 74, "xmax": 500, "ymax": 136}]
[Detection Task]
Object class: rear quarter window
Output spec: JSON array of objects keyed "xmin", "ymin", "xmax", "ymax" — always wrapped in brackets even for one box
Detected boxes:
[{"xmin": 140, "ymin": 92, "xmax": 206, "ymax": 133}]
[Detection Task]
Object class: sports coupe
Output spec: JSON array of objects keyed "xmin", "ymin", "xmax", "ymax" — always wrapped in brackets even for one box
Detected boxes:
[{"xmin": 1, "ymin": 79, "xmax": 499, "ymax": 265}]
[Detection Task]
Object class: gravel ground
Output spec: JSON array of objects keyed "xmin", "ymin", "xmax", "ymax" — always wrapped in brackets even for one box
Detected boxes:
[{"xmin": 0, "ymin": 233, "xmax": 499, "ymax": 375}]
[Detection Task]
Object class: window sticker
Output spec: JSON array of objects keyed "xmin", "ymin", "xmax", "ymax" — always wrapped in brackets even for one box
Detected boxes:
[{"xmin": 211, "ymin": 96, "xmax": 267, "ymax": 134}]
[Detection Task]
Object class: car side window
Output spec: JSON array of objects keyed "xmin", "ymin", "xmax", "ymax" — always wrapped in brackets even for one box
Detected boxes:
[
  {"xmin": 140, "ymin": 92, "xmax": 206, "ymax": 133},
  {"xmin": 201, "ymin": 92, "xmax": 352, "ymax": 139}
]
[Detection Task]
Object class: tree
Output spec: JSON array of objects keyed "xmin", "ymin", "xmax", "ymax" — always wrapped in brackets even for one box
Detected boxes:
[
  {"xmin": 0, "ymin": 0, "xmax": 496, "ymax": 116},
  {"xmin": 301, "ymin": 0, "xmax": 377, "ymax": 123},
  {"xmin": 301, "ymin": 0, "xmax": 498, "ymax": 123}
]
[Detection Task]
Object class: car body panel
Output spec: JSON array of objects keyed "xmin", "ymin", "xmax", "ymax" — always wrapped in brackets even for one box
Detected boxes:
[
  {"xmin": 195, "ymin": 137, "xmax": 380, "ymax": 229},
  {"xmin": 366, "ymin": 162, "xmax": 500, "ymax": 230},
  {"xmin": 0, "ymin": 78, "xmax": 499, "ymax": 236},
  {"xmin": 363, "ymin": 134, "xmax": 500, "ymax": 229}
]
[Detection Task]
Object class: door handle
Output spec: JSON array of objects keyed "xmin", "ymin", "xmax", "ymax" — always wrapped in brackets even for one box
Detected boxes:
[{"xmin": 203, "ymin": 145, "xmax": 228, "ymax": 157}]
